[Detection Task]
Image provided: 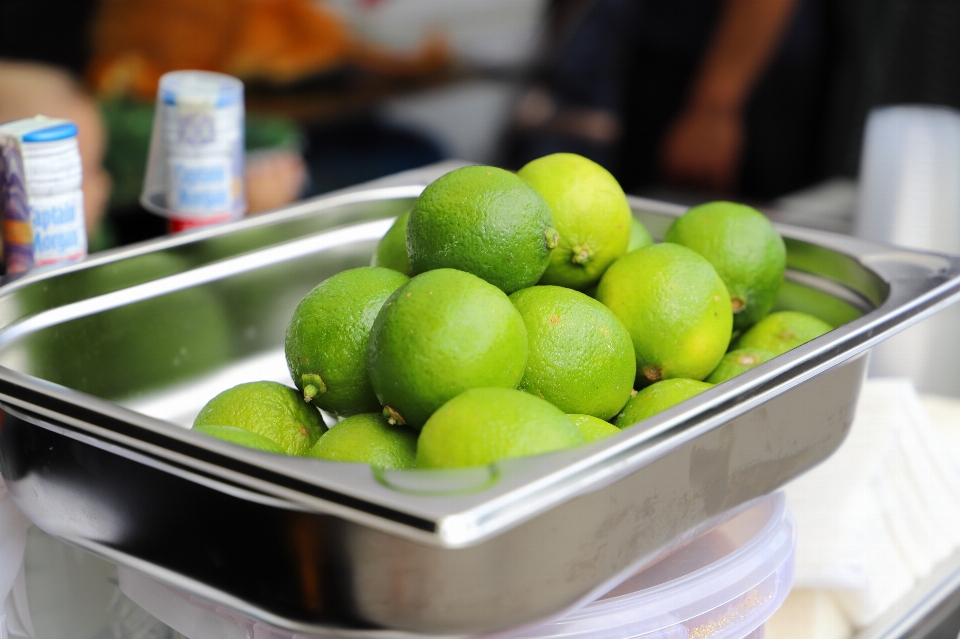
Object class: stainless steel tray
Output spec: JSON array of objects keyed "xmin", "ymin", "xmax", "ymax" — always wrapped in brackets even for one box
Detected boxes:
[{"xmin": 0, "ymin": 162, "xmax": 958, "ymax": 636}]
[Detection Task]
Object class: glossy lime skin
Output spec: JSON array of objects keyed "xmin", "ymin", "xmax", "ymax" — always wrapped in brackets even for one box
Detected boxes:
[
  {"xmin": 285, "ymin": 267, "xmax": 409, "ymax": 416},
  {"xmin": 417, "ymin": 388, "xmax": 585, "ymax": 468},
  {"xmin": 306, "ymin": 413, "xmax": 417, "ymax": 469},
  {"xmin": 193, "ymin": 381, "xmax": 325, "ymax": 456},
  {"xmin": 628, "ymin": 217, "xmax": 654, "ymax": 252},
  {"xmin": 368, "ymin": 269, "xmax": 529, "ymax": 429},
  {"xmin": 597, "ymin": 243, "xmax": 733, "ymax": 383},
  {"xmin": 407, "ymin": 165, "xmax": 555, "ymax": 294},
  {"xmin": 665, "ymin": 201, "xmax": 786, "ymax": 330},
  {"xmin": 615, "ymin": 378, "xmax": 713, "ymax": 428},
  {"xmin": 705, "ymin": 348, "xmax": 777, "ymax": 383},
  {"xmin": 510, "ymin": 285, "xmax": 635, "ymax": 419},
  {"xmin": 569, "ymin": 414, "xmax": 620, "ymax": 442},
  {"xmin": 372, "ymin": 211, "xmax": 413, "ymax": 276},
  {"xmin": 734, "ymin": 311, "xmax": 833, "ymax": 355},
  {"xmin": 519, "ymin": 153, "xmax": 632, "ymax": 290},
  {"xmin": 194, "ymin": 425, "xmax": 287, "ymax": 454}
]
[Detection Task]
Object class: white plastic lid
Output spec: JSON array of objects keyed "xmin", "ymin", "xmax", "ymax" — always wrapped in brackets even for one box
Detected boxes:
[{"xmin": 118, "ymin": 494, "xmax": 793, "ymax": 639}]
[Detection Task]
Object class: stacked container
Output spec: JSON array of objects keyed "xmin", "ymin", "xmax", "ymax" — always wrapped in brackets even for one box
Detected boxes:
[{"xmin": 116, "ymin": 494, "xmax": 795, "ymax": 639}]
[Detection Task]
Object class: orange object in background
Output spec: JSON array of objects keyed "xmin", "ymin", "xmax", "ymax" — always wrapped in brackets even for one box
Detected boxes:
[{"xmin": 88, "ymin": 0, "xmax": 450, "ymax": 100}]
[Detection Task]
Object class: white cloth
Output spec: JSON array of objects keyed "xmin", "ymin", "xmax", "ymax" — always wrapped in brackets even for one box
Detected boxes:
[
  {"xmin": 779, "ymin": 377, "xmax": 960, "ymax": 630},
  {"xmin": 0, "ymin": 479, "xmax": 33, "ymax": 638}
]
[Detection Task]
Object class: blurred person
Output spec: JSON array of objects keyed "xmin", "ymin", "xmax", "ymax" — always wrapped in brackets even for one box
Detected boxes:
[
  {"xmin": 0, "ymin": 0, "xmax": 109, "ymax": 237},
  {"xmin": 507, "ymin": 0, "xmax": 828, "ymax": 200},
  {"xmin": 0, "ymin": 62, "xmax": 111, "ymax": 237}
]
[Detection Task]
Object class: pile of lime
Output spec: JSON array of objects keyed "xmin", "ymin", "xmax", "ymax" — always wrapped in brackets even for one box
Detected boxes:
[{"xmin": 192, "ymin": 154, "xmax": 835, "ymax": 470}]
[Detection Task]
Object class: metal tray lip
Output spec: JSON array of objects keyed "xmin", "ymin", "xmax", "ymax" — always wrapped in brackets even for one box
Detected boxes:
[{"xmin": 3, "ymin": 186, "xmax": 960, "ymax": 547}]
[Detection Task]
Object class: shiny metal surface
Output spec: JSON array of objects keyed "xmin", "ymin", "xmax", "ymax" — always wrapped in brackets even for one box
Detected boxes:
[{"xmin": 0, "ymin": 163, "xmax": 959, "ymax": 635}]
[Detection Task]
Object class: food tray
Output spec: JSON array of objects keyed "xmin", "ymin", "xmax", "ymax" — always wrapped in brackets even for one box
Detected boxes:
[{"xmin": 0, "ymin": 162, "xmax": 958, "ymax": 636}]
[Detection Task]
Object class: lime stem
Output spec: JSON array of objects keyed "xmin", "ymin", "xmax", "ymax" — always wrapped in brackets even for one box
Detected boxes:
[
  {"xmin": 302, "ymin": 373, "xmax": 327, "ymax": 403},
  {"xmin": 545, "ymin": 227, "xmax": 560, "ymax": 250},
  {"xmin": 571, "ymin": 244, "xmax": 593, "ymax": 265},
  {"xmin": 383, "ymin": 405, "xmax": 406, "ymax": 426}
]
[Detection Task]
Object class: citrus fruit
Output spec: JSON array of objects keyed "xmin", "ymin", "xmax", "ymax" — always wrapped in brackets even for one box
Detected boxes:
[
  {"xmin": 306, "ymin": 413, "xmax": 417, "ymax": 469},
  {"xmin": 416, "ymin": 388, "xmax": 585, "ymax": 468},
  {"xmin": 285, "ymin": 267, "xmax": 409, "ymax": 416},
  {"xmin": 509, "ymin": 285, "xmax": 635, "ymax": 419},
  {"xmin": 664, "ymin": 201, "xmax": 786, "ymax": 330},
  {"xmin": 569, "ymin": 414, "xmax": 620, "ymax": 442},
  {"xmin": 371, "ymin": 210, "xmax": 412, "ymax": 276},
  {"xmin": 628, "ymin": 217, "xmax": 654, "ymax": 252},
  {"xmin": 368, "ymin": 268, "xmax": 528, "ymax": 429},
  {"xmin": 596, "ymin": 243, "xmax": 732, "ymax": 383},
  {"xmin": 705, "ymin": 348, "xmax": 777, "ymax": 383},
  {"xmin": 518, "ymin": 153, "xmax": 632, "ymax": 290},
  {"xmin": 615, "ymin": 379, "xmax": 713, "ymax": 428},
  {"xmin": 194, "ymin": 424, "xmax": 286, "ymax": 454},
  {"xmin": 407, "ymin": 165, "xmax": 556, "ymax": 293},
  {"xmin": 193, "ymin": 381, "xmax": 325, "ymax": 455},
  {"xmin": 735, "ymin": 311, "xmax": 833, "ymax": 354}
]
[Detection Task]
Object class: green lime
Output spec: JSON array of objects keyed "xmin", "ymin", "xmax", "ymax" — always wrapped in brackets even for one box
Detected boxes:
[
  {"xmin": 509, "ymin": 285, "xmax": 635, "ymax": 419},
  {"xmin": 193, "ymin": 381, "xmax": 325, "ymax": 455},
  {"xmin": 664, "ymin": 201, "xmax": 786, "ymax": 330},
  {"xmin": 597, "ymin": 243, "xmax": 732, "ymax": 383},
  {"xmin": 306, "ymin": 413, "xmax": 417, "ymax": 469},
  {"xmin": 371, "ymin": 211, "xmax": 413, "ymax": 276},
  {"xmin": 735, "ymin": 311, "xmax": 833, "ymax": 354},
  {"xmin": 705, "ymin": 348, "xmax": 777, "ymax": 383},
  {"xmin": 518, "ymin": 153, "xmax": 632, "ymax": 290},
  {"xmin": 285, "ymin": 267, "xmax": 409, "ymax": 416},
  {"xmin": 368, "ymin": 269, "xmax": 528, "ymax": 429},
  {"xmin": 628, "ymin": 217, "xmax": 654, "ymax": 252},
  {"xmin": 615, "ymin": 379, "xmax": 713, "ymax": 428},
  {"xmin": 194, "ymin": 425, "xmax": 286, "ymax": 454},
  {"xmin": 569, "ymin": 414, "xmax": 620, "ymax": 442},
  {"xmin": 416, "ymin": 388, "xmax": 585, "ymax": 468},
  {"xmin": 407, "ymin": 165, "xmax": 555, "ymax": 294}
]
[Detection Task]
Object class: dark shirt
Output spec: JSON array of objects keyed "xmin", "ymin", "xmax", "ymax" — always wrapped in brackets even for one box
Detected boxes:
[{"xmin": 0, "ymin": 0, "xmax": 99, "ymax": 76}]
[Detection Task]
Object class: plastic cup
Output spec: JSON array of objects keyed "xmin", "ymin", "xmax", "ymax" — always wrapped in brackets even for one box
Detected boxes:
[
  {"xmin": 855, "ymin": 106, "xmax": 960, "ymax": 393},
  {"xmin": 141, "ymin": 70, "xmax": 246, "ymax": 232}
]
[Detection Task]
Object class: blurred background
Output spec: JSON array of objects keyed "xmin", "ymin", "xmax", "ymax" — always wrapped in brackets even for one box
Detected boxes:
[{"xmin": 6, "ymin": 0, "xmax": 960, "ymax": 388}]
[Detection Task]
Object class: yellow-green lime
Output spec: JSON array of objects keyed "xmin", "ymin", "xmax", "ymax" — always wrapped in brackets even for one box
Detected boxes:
[
  {"xmin": 519, "ymin": 153, "xmax": 632, "ymax": 290},
  {"xmin": 615, "ymin": 379, "xmax": 713, "ymax": 428},
  {"xmin": 368, "ymin": 269, "xmax": 528, "ymax": 429},
  {"xmin": 705, "ymin": 348, "xmax": 777, "ymax": 383},
  {"xmin": 371, "ymin": 211, "xmax": 412, "ymax": 276},
  {"xmin": 194, "ymin": 425, "xmax": 286, "ymax": 454},
  {"xmin": 285, "ymin": 267, "xmax": 409, "ymax": 416},
  {"xmin": 569, "ymin": 414, "xmax": 620, "ymax": 442},
  {"xmin": 735, "ymin": 311, "xmax": 833, "ymax": 354},
  {"xmin": 306, "ymin": 413, "xmax": 417, "ymax": 469},
  {"xmin": 509, "ymin": 285, "xmax": 635, "ymax": 419},
  {"xmin": 407, "ymin": 165, "xmax": 555, "ymax": 293},
  {"xmin": 628, "ymin": 217, "xmax": 654, "ymax": 252},
  {"xmin": 193, "ymin": 381, "xmax": 325, "ymax": 455},
  {"xmin": 597, "ymin": 243, "xmax": 732, "ymax": 383},
  {"xmin": 416, "ymin": 388, "xmax": 585, "ymax": 468},
  {"xmin": 664, "ymin": 201, "xmax": 786, "ymax": 330}
]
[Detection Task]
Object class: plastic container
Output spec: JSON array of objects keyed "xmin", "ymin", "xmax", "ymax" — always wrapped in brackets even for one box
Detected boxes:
[
  {"xmin": 0, "ymin": 116, "xmax": 88, "ymax": 273},
  {"xmin": 141, "ymin": 70, "xmax": 246, "ymax": 232},
  {"xmin": 115, "ymin": 493, "xmax": 794, "ymax": 639}
]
